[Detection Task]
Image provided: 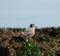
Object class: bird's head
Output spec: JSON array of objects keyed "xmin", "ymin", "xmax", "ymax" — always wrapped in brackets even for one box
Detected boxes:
[{"xmin": 30, "ymin": 24, "xmax": 37, "ymax": 29}]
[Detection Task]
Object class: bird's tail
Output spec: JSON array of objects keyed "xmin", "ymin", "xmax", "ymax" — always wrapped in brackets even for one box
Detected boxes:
[{"xmin": 20, "ymin": 31, "xmax": 26, "ymax": 36}]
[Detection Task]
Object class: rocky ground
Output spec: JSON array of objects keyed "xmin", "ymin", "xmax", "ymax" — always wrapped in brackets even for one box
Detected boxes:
[{"xmin": 0, "ymin": 27, "xmax": 60, "ymax": 56}]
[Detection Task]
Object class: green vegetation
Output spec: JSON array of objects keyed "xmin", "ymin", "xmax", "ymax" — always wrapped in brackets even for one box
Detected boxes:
[
  {"xmin": 0, "ymin": 27, "xmax": 60, "ymax": 56},
  {"xmin": 18, "ymin": 41, "xmax": 41, "ymax": 56},
  {"xmin": 56, "ymin": 28, "xmax": 60, "ymax": 33},
  {"xmin": 39, "ymin": 35, "xmax": 49, "ymax": 42}
]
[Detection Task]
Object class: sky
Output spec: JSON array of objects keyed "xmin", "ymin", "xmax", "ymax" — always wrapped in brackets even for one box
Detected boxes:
[{"xmin": 0, "ymin": 0, "xmax": 60, "ymax": 28}]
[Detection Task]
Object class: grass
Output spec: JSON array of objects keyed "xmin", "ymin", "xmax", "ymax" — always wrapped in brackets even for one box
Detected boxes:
[{"xmin": 0, "ymin": 27, "xmax": 60, "ymax": 56}]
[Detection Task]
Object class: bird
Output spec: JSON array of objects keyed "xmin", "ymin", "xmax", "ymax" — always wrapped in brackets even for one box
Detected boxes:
[{"xmin": 21, "ymin": 24, "xmax": 37, "ymax": 41}]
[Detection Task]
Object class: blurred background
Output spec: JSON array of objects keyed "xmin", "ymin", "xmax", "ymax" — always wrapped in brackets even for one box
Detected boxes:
[{"xmin": 0, "ymin": 0, "xmax": 60, "ymax": 28}]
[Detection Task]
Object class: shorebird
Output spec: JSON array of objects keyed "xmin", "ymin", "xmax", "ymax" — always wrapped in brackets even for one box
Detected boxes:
[{"xmin": 21, "ymin": 24, "xmax": 37, "ymax": 40}]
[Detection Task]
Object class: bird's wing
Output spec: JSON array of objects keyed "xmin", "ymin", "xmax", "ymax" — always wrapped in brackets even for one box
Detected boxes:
[
  {"xmin": 25, "ymin": 28, "xmax": 34, "ymax": 34},
  {"xmin": 25, "ymin": 28, "xmax": 32, "ymax": 32}
]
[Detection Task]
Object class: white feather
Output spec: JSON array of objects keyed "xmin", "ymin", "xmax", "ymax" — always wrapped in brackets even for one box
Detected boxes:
[{"xmin": 21, "ymin": 24, "xmax": 36, "ymax": 38}]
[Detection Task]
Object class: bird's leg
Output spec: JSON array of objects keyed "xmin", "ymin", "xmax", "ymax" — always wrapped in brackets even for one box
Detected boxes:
[{"xmin": 29, "ymin": 37, "xmax": 33, "ymax": 41}]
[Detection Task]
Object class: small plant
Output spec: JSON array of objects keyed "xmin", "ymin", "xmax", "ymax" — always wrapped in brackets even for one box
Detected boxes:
[
  {"xmin": 17, "ymin": 41, "xmax": 41, "ymax": 56},
  {"xmin": 56, "ymin": 28, "xmax": 60, "ymax": 33},
  {"xmin": 21, "ymin": 28, "xmax": 26, "ymax": 31},
  {"xmin": 39, "ymin": 35, "xmax": 49, "ymax": 42}
]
